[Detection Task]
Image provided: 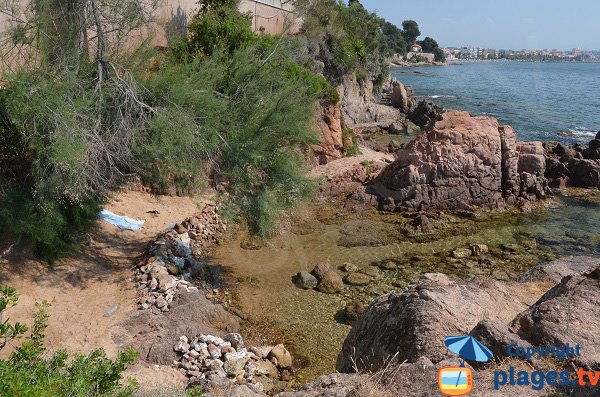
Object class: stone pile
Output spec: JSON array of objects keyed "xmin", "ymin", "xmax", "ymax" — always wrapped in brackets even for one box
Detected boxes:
[
  {"xmin": 135, "ymin": 205, "xmax": 227, "ymax": 314},
  {"xmin": 172, "ymin": 333, "xmax": 292, "ymax": 394}
]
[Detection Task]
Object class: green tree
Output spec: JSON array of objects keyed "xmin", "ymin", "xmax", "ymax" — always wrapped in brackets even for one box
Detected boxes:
[
  {"xmin": 379, "ymin": 18, "xmax": 407, "ymax": 55},
  {"xmin": 418, "ymin": 36, "xmax": 439, "ymax": 52},
  {"xmin": 401, "ymin": 19, "xmax": 420, "ymax": 45}
]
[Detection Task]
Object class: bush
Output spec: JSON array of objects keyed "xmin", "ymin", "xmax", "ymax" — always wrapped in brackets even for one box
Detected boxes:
[
  {"xmin": 342, "ymin": 127, "xmax": 360, "ymax": 157},
  {"xmin": 0, "ymin": 288, "xmax": 139, "ymax": 396},
  {"xmin": 139, "ymin": 36, "xmax": 321, "ymax": 235},
  {"xmin": 0, "ymin": 180, "xmax": 100, "ymax": 262}
]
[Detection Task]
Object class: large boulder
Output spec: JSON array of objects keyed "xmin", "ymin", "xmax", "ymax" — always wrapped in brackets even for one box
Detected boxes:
[
  {"xmin": 511, "ymin": 266, "xmax": 600, "ymax": 369},
  {"xmin": 336, "ymin": 273, "xmax": 530, "ymax": 372},
  {"xmin": 376, "ymin": 110, "xmax": 550, "ymax": 210},
  {"xmin": 390, "ymin": 80, "xmax": 417, "ymax": 114}
]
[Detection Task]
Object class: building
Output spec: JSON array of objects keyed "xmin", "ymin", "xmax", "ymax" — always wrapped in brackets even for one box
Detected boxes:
[
  {"xmin": 1, "ymin": 0, "xmax": 299, "ymax": 46},
  {"xmin": 411, "ymin": 44, "xmax": 422, "ymax": 53}
]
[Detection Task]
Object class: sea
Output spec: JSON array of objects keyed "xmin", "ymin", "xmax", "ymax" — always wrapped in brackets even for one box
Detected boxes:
[{"xmin": 391, "ymin": 61, "xmax": 600, "ymax": 145}]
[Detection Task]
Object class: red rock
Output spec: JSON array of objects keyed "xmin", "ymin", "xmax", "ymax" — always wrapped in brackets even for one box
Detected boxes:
[{"xmin": 378, "ymin": 110, "xmax": 550, "ymax": 210}]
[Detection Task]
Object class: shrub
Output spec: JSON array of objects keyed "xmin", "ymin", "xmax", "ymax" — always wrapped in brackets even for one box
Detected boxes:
[
  {"xmin": 0, "ymin": 288, "xmax": 139, "ymax": 396},
  {"xmin": 139, "ymin": 37, "xmax": 321, "ymax": 235},
  {"xmin": 342, "ymin": 127, "xmax": 360, "ymax": 157}
]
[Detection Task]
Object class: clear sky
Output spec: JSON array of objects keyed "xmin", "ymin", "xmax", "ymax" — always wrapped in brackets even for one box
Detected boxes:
[{"xmin": 357, "ymin": 0, "xmax": 600, "ymax": 50}]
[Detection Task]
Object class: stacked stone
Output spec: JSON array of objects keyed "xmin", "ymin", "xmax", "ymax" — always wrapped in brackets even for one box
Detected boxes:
[
  {"xmin": 173, "ymin": 333, "xmax": 292, "ymax": 394},
  {"xmin": 135, "ymin": 205, "xmax": 227, "ymax": 314}
]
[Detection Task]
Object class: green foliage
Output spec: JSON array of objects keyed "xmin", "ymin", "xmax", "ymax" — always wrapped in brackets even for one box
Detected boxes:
[
  {"xmin": 342, "ymin": 127, "xmax": 360, "ymax": 157},
  {"xmin": 0, "ymin": 177, "xmax": 100, "ymax": 262},
  {"xmin": 0, "ymin": 294, "xmax": 138, "ymax": 396},
  {"xmin": 140, "ymin": 37, "xmax": 320, "ymax": 235},
  {"xmin": 418, "ymin": 37, "xmax": 445, "ymax": 62},
  {"xmin": 180, "ymin": 0, "xmax": 255, "ymax": 59},
  {"xmin": 401, "ymin": 20, "xmax": 421, "ymax": 45},
  {"xmin": 299, "ymin": 0, "xmax": 386, "ymax": 85},
  {"xmin": 379, "ymin": 19, "xmax": 408, "ymax": 56},
  {"xmin": 0, "ymin": 286, "xmax": 27, "ymax": 351}
]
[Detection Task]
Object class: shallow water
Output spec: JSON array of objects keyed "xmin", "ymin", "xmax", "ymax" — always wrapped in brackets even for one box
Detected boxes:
[
  {"xmin": 213, "ymin": 190, "xmax": 600, "ymax": 381},
  {"xmin": 392, "ymin": 62, "xmax": 600, "ymax": 145}
]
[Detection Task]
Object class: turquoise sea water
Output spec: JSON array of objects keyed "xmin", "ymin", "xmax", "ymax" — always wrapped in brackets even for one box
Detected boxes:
[{"xmin": 391, "ymin": 61, "xmax": 600, "ymax": 144}]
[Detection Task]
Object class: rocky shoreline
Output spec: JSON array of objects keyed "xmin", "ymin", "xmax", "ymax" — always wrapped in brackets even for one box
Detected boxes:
[{"xmin": 123, "ymin": 73, "xmax": 599, "ymax": 396}]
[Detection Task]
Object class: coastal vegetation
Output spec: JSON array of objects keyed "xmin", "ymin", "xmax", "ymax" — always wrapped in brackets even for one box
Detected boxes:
[
  {"xmin": 0, "ymin": 286, "xmax": 138, "ymax": 396},
  {"xmin": 0, "ymin": 0, "xmax": 442, "ymax": 258}
]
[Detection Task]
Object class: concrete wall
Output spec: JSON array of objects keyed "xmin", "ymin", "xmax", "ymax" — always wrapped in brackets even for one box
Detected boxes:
[
  {"xmin": 406, "ymin": 52, "xmax": 436, "ymax": 63},
  {"xmin": 238, "ymin": 0, "xmax": 300, "ymax": 35}
]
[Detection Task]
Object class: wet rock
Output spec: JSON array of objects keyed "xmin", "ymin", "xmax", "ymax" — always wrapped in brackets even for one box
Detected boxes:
[
  {"xmin": 317, "ymin": 271, "xmax": 344, "ymax": 294},
  {"xmin": 360, "ymin": 266, "xmax": 382, "ymax": 278},
  {"xmin": 312, "ymin": 262, "xmax": 332, "ymax": 280},
  {"xmin": 269, "ymin": 344, "xmax": 292, "ymax": 369},
  {"xmin": 470, "ymin": 244, "xmax": 489, "ymax": 256},
  {"xmin": 295, "ymin": 271, "xmax": 318, "ymax": 290},
  {"xmin": 341, "ymin": 263, "xmax": 359, "ymax": 273},
  {"xmin": 344, "ymin": 300, "xmax": 365, "ymax": 324},
  {"xmin": 452, "ymin": 248, "xmax": 472, "ymax": 259},
  {"xmin": 511, "ymin": 266, "xmax": 600, "ymax": 369},
  {"xmin": 343, "ymin": 272, "xmax": 371, "ymax": 286},
  {"xmin": 378, "ymin": 260, "xmax": 398, "ymax": 271}
]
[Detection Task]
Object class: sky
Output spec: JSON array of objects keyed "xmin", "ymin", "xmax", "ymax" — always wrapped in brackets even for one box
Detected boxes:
[{"xmin": 357, "ymin": 0, "xmax": 600, "ymax": 50}]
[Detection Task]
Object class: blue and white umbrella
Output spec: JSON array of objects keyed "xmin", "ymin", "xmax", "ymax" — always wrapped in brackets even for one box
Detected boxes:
[{"xmin": 444, "ymin": 336, "xmax": 493, "ymax": 362}]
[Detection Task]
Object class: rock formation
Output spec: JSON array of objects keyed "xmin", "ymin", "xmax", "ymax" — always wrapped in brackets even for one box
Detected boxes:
[
  {"xmin": 544, "ymin": 133, "xmax": 600, "ymax": 189},
  {"xmin": 390, "ymin": 80, "xmax": 417, "ymax": 113},
  {"xmin": 337, "ymin": 74, "xmax": 379, "ymax": 125},
  {"xmin": 408, "ymin": 100, "xmax": 443, "ymax": 128},
  {"xmin": 511, "ymin": 266, "xmax": 600, "ymax": 370},
  {"xmin": 336, "ymin": 273, "xmax": 531, "ymax": 372},
  {"xmin": 313, "ymin": 103, "xmax": 344, "ymax": 165},
  {"xmin": 376, "ymin": 110, "xmax": 550, "ymax": 211},
  {"xmin": 337, "ymin": 256, "xmax": 600, "ymax": 377}
]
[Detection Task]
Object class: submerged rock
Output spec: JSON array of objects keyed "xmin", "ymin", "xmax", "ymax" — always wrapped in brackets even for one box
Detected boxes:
[
  {"xmin": 343, "ymin": 272, "xmax": 371, "ymax": 286},
  {"xmin": 317, "ymin": 271, "xmax": 344, "ymax": 294},
  {"xmin": 295, "ymin": 271, "xmax": 318, "ymax": 290}
]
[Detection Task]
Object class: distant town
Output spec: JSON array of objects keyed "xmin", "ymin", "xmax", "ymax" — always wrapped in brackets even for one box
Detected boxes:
[{"xmin": 443, "ymin": 47, "xmax": 600, "ymax": 62}]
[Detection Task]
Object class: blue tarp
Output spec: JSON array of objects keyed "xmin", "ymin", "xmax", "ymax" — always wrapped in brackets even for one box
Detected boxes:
[{"xmin": 99, "ymin": 210, "xmax": 144, "ymax": 231}]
